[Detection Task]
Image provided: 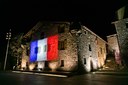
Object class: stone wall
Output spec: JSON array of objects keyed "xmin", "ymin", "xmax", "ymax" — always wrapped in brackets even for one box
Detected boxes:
[
  {"xmin": 78, "ymin": 27, "xmax": 97, "ymax": 72},
  {"xmin": 27, "ymin": 22, "xmax": 78, "ymax": 72},
  {"xmin": 78, "ymin": 26, "xmax": 106, "ymax": 72},
  {"xmin": 113, "ymin": 18, "xmax": 128, "ymax": 67},
  {"xmin": 107, "ymin": 34, "xmax": 119, "ymax": 52},
  {"xmin": 107, "ymin": 34, "xmax": 121, "ymax": 64},
  {"xmin": 58, "ymin": 25, "xmax": 78, "ymax": 71},
  {"xmin": 97, "ymin": 37, "xmax": 106, "ymax": 68},
  {"xmin": 20, "ymin": 21, "xmax": 107, "ymax": 73}
]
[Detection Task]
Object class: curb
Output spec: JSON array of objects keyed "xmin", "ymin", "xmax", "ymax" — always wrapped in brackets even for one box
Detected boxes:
[
  {"xmin": 12, "ymin": 71, "xmax": 76, "ymax": 78},
  {"xmin": 92, "ymin": 71, "xmax": 128, "ymax": 76}
]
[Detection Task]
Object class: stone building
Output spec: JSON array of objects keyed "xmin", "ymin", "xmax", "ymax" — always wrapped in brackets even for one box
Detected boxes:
[
  {"xmin": 112, "ymin": 18, "xmax": 128, "ymax": 67},
  {"xmin": 107, "ymin": 34, "xmax": 121, "ymax": 65},
  {"xmin": 111, "ymin": 5, "xmax": 128, "ymax": 67},
  {"xmin": 17, "ymin": 21, "xmax": 107, "ymax": 73}
]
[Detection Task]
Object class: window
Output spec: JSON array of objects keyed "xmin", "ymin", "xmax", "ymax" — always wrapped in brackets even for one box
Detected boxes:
[
  {"xmin": 58, "ymin": 25, "xmax": 65, "ymax": 33},
  {"xmin": 60, "ymin": 60, "xmax": 64, "ymax": 67},
  {"xmin": 98, "ymin": 52, "xmax": 100, "ymax": 57},
  {"xmin": 44, "ymin": 45, "xmax": 47, "ymax": 52},
  {"xmin": 100, "ymin": 47, "xmax": 102, "ymax": 54},
  {"xmin": 35, "ymin": 47, "xmax": 39, "ymax": 54},
  {"xmin": 89, "ymin": 44, "xmax": 92, "ymax": 51},
  {"xmin": 58, "ymin": 39, "xmax": 67, "ymax": 50},
  {"xmin": 84, "ymin": 58, "xmax": 86, "ymax": 64},
  {"xmin": 126, "ymin": 23, "xmax": 128, "ymax": 28},
  {"xmin": 104, "ymin": 48, "xmax": 105, "ymax": 53},
  {"xmin": 35, "ymin": 47, "xmax": 43, "ymax": 54},
  {"xmin": 45, "ymin": 61, "xmax": 48, "ymax": 67},
  {"xmin": 27, "ymin": 48, "xmax": 29, "ymax": 56}
]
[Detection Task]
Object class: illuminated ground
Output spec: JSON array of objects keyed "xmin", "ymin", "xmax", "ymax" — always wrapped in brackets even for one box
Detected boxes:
[{"xmin": 0, "ymin": 71, "xmax": 128, "ymax": 85}]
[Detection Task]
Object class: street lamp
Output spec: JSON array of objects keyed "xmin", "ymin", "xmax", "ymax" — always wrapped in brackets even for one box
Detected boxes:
[{"xmin": 4, "ymin": 29, "xmax": 11, "ymax": 70}]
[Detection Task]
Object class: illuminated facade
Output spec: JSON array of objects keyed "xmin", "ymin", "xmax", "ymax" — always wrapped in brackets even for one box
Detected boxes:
[
  {"xmin": 111, "ymin": 5, "xmax": 128, "ymax": 67},
  {"xmin": 112, "ymin": 18, "xmax": 128, "ymax": 67},
  {"xmin": 107, "ymin": 34, "xmax": 121, "ymax": 65},
  {"xmin": 18, "ymin": 21, "xmax": 107, "ymax": 73}
]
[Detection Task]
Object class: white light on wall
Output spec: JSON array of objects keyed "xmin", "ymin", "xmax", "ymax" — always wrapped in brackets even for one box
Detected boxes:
[
  {"xmin": 49, "ymin": 61, "xmax": 59, "ymax": 71},
  {"xmin": 64, "ymin": 61, "xmax": 77, "ymax": 71},
  {"xmin": 21, "ymin": 59, "xmax": 27, "ymax": 69},
  {"xmin": 85, "ymin": 57, "xmax": 91, "ymax": 72},
  {"xmin": 37, "ymin": 61, "xmax": 45, "ymax": 71},
  {"xmin": 91, "ymin": 58, "xmax": 98, "ymax": 70},
  {"xmin": 29, "ymin": 63, "xmax": 36, "ymax": 71}
]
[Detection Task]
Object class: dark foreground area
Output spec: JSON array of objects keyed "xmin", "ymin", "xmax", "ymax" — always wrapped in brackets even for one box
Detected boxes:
[{"xmin": 0, "ymin": 71, "xmax": 128, "ymax": 85}]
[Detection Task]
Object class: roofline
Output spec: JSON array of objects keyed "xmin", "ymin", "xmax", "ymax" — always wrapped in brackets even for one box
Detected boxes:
[
  {"xmin": 82, "ymin": 26, "xmax": 107, "ymax": 43},
  {"xmin": 39, "ymin": 21, "xmax": 70, "ymax": 25},
  {"xmin": 111, "ymin": 18, "xmax": 128, "ymax": 24},
  {"xmin": 106, "ymin": 34, "xmax": 117, "ymax": 38},
  {"xmin": 22, "ymin": 21, "xmax": 70, "ymax": 39},
  {"xmin": 23, "ymin": 21, "xmax": 42, "ymax": 38}
]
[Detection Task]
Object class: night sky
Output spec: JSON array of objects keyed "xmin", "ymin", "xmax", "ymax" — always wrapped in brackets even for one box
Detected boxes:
[
  {"xmin": 0, "ymin": 0, "xmax": 128, "ymax": 65},
  {"xmin": 1, "ymin": 1, "xmax": 128, "ymax": 36}
]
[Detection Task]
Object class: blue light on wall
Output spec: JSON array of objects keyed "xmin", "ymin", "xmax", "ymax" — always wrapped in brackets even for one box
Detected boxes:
[{"xmin": 30, "ymin": 40, "xmax": 38, "ymax": 62}]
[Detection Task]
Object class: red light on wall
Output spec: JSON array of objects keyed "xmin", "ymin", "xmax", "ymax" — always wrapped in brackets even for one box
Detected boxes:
[{"xmin": 47, "ymin": 35, "xmax": 58, "ymax": 61}]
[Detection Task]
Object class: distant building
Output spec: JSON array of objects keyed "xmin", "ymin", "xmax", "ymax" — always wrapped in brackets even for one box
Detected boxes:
[
  {"xmin": 107, "ymin": 34, "xmax": 121, "ymax": 65},
  {"xmin": 13, "ymin": 21, "xmax": 107, "ymax": 73}
]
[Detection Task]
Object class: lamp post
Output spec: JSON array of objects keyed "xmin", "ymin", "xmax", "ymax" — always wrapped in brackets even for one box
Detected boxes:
[{"xmin": 4, "ymin": 29, "xmax": 11, "ymax": 70}]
